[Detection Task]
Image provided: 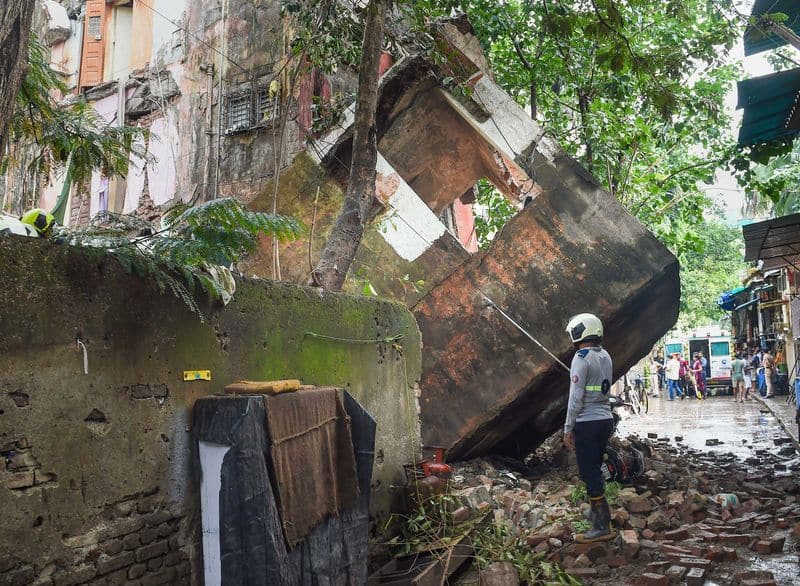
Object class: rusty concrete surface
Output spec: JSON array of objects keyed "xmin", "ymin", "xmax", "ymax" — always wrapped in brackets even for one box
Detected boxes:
[{"xmin": 412, "ymin": 144, "xmax": 679, "ymax": 458}]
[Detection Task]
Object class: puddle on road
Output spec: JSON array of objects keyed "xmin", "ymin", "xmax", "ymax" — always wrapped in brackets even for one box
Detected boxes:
[{"xmin": 617, "ymin": 395, "xmax": 799, "ymax": 471}]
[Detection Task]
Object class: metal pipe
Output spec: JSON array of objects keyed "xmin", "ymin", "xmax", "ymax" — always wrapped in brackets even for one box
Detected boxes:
[
  {"xmin": 481, "ymin": 293, "xmax": 570, "ymax": 372},
  {"xmin": 200, "ymin": 62, "xmax": 215, "ymax": 202},
  {"xmin": 212, "ymin": 0, "xmax": 228, "ymax": 200}
]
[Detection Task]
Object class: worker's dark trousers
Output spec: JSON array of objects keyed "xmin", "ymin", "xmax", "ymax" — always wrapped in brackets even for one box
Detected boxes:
[{"xmin": 573, "ymin": 418, "xmax": 614, "ymax": 498}]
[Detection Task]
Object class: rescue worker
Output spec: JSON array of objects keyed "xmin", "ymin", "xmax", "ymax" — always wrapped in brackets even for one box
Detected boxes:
[
  {"xmin": 0, "ymin": 208, "xmax": 55, "ymax": 238},
  {"xmin": 563, "ymin": 313, "xmax": 615, "ymax": 543},
  {"xmin": 20, "ymin": 208, "xmax": 56, "ymax": 237}
]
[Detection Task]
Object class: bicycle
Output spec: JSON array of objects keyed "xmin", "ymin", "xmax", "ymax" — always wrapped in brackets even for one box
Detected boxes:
[{"xmin": 621, "ymin": 374, "xmax": 648, "ymax": 416}]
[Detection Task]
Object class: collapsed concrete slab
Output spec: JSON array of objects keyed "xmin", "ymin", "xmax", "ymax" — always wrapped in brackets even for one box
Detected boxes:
[
  {"xmin": 249, "ymin": 15, "xmax": 679, "ymax": 459},
  {"xmin": 413, "ymin": 145, "xmax": 679, "ymax": 459}
]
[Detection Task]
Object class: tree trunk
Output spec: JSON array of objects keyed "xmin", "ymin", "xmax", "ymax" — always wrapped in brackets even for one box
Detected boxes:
[
  {"xmin": 0, "ymin": 0, "xmax": 35, "ymax": 157},
  {"xmin": 577, "ymin": 89, "xmax": 593, "ymax": 172},
  {"xmin": 312, "ymin": 0, "xmax": 388, "ymax": 291}
]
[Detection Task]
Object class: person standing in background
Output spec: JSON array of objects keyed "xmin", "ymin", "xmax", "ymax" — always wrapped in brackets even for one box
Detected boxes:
[
  {"xmin": 678, "ymin": 354, "xmax": 689, "ymax": 400},
  {"xmin": 699, "ymin": 351, "xmax": 708, "ymax": 377},
  {"xmin": 731, "ymin": 353, "xmax": 746, "ymax": 403},
  {"xmin": 743, "ymin": 349, "xmax": 754, "ymax": 401},
  {"xmin": 692, "ymin": 353, "xmax": 706, "ymax": 399},
  {"xmin": 666, "ymin": 353, "xmax": 682, "ymax": 401},
  {"xmin": 763, "ymin": 349, "xmax": 775, "ymax": 398},
  {"xmin": 653, "ymin": 351, "xmax": 665, "ymax": 395}
]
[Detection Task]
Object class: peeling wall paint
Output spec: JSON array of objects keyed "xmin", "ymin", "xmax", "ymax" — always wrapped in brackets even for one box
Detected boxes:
[{"xmin": 147, "ymin": 111, "xmax": 181, "ymax": 206}]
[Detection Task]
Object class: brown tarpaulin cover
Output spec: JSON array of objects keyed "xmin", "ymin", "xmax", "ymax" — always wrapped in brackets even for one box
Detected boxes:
[{"xmin": 264, "ymin": 388, "xmax": 359, "ymax": 547}]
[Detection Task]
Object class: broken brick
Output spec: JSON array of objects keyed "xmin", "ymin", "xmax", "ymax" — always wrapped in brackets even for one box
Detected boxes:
[
  {"xmin": 685, "ymin": 567, "xmax": 705, "ymax": 586},
  {"xmin": 645, "ymin": 562, "xmax": 670, "ymax": 574},
  {"xmin": 568, "ymin": 568, "xmax": 598, "ymax": 579},
  {"xmin": 705, "ymin": 546, "xmax": 737, "ymax": 562},
  {"xmin": 754, "ymin": 541, "xmax": 772, "ymax": 555},
  {"xmin": 665, "ymin": 565, "xmax": 687, "ymax": 581},
  {"xmin": 768, "ymin": 535, "xmax": 785, "ymax": 553},
  {"xmin": 606, "ymin": 554, "xmax": 627, "ymax": 568},
  {"xmin": 674, "ymin": 557, "xmax": 711, "ymax": 570},
  {"xmin": 659, "ymin": 544, "xmax": 692, "ymax": 556},
  {"xmin": 620, "ymin": 529, "xmax": 640, "ymax": 559},
  {"xmin": 663, "ymin": 528, "xmax": 690, "ymax": 541},
  {"xmin": 573, "ymin": 542, "xmax": 609, "ymax": 562},
  {"xmin": 573, "ymin": 553, "xmax": 591, "ymax": 568},
  {"xmin": 718, "ymin": 533, "xmax": 752, "ymax": 545},
  {"xmin": 640, "ymin": 573, "xmax": 669, "ymax": 586},
  {"xmin": 630, "ymin": 515, "xmax": 647, "ymax": 529},
  {"xmin": 646, "ymin": 510, "xmax": 669, "ymax": 531},
  {"xmin": 735, "ymin": 570, "xmax": 777, "ymax": 586},
  {"xmin": 526, "ymin": 533, "xmax": 547, "ymax": 547},
  {"xmin": 628, "ymin": 497, "xmax": 653, "ymax": 514},
  {"xmin": 611, "ymin": 508, "xmax": 629, "ymax": 527}
]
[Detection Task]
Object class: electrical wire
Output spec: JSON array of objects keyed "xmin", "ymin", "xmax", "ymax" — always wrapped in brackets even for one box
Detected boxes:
[{"xmin": 135, "ymin": 0, "xmax": 248, "ymax": 73}]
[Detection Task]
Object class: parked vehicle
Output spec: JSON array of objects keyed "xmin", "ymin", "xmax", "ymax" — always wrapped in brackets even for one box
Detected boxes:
[
  {"xmin": 687, "ymin": 327, "xmax": 731, "ymax": 391},
  {"xmin": 663, "ymin": 326, "xmax": 732, "ymax": 392},
  {"xmin": 602, "ymin": 395, "xmax": 646, "ymax": 483}
]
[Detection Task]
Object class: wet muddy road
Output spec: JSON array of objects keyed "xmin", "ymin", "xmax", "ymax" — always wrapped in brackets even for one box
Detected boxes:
[
  {"xmin": 618, "ymin": 394, "xmax": 800, "ymax": 585},
  {"xmin": 619, "ymin": 394, "xmax": 798, "ymax": 462}
]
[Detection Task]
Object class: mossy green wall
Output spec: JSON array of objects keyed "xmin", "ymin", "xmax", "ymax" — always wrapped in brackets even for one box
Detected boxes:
[{"xmin": 0, "ymin": 236, "xmax": 421, "ymax": 576}]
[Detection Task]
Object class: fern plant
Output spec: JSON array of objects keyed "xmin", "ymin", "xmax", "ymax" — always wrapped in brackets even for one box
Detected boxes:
[{"xmin": 57, "ymin": 198, "xmax": 303, "ymax": 320}]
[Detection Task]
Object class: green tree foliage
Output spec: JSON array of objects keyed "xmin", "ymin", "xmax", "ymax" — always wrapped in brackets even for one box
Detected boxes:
[
  {"xmin": 474, "ymin": 179, "xmax": 516, "ymax": 249},
  {"xmin": 1, "ymin": 37, "xmax": 148, "ymax": 216},
  {"xmin": 678, "ymin": 219, "xmax": 745, "ymax": 328},
  {"xmin": 412, "ymin": 0, "xmax": 743, "ymax": 257},
  {"xmin": 741, "ymin": 139, "xmax": 800, "ymax": 218},
  {"xmin": 60, "ymin": 198, "xmax": 303, "ymax": 320},
  {"xmin": 282, "ymin": 0, "xmax": 363, "ymax": 71}
]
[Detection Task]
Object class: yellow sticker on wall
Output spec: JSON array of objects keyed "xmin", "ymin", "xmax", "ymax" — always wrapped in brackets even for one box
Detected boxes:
[{"xmin": 183, "ymin": 370, "xmax": 212, "ymax": 381}]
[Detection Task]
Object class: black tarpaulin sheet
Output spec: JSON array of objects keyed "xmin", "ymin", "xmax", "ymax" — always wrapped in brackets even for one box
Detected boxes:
[
  {"xmin": 194, "ymin": 390, "xmax": 375, "ymax": 585},
  {"xmin": 343, "ymin": 391, "xmax": 376, "ymax": 512},
  {"xmin": 264, "ymin": 388, "xmax": 359, "ymax": 547}
]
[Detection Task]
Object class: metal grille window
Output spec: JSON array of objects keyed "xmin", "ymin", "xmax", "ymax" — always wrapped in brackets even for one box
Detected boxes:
[
  {"xmin": 88, "ymin": 16, "xmax": 102, "ymax": 39},
  {"xmin": 256, "ymin": 85, "xmax": 279, "ymax": 127},
  {"xmin": 225, "ymin": 91, "xmax": 253, "ymax": 134}
]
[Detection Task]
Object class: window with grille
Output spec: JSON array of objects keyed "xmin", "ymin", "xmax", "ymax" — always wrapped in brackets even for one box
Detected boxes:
[
  {"xmin": 224, "ymin": 80, "xmax": 280, "ymax": 134},
  {"xmin": 225, "ymin": 91, "xmax": 253, "ymax": 134},
  {"xmin": 88, "ymin": 16, "xmax": 102, "ymax": 39}
]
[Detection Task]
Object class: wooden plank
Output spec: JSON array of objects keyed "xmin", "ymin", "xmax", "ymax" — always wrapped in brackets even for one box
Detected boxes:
[{"xmin": 224, "ymin": 379, "xmax": 302, "ymax": 395}]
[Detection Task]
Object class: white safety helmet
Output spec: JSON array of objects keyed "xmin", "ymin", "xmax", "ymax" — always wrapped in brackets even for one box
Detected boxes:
[{"xmin": 565, "ymin": 313, "xmax": 603, "ymax": 344}]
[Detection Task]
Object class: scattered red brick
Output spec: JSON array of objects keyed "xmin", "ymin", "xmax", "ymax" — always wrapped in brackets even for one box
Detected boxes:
[
  {"xmin": 768, "ymin": 535, "xmax": 785, "ymax": 553},
  {"xmin": 640, "ymin": 572, "xmax": 669, "ymax": 586},
  {"xmin": 663, "ymin": 528, "xmax": 690, "ymax": 541},
  {"xmin": 685, "ymin": 567, "xmax": 705, "ymax": 586}
]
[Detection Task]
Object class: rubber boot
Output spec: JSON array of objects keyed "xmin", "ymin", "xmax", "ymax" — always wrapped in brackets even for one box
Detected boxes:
[{"xmin": 576, "ymin": 496, "xmax": 614, "ymax": 543}]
